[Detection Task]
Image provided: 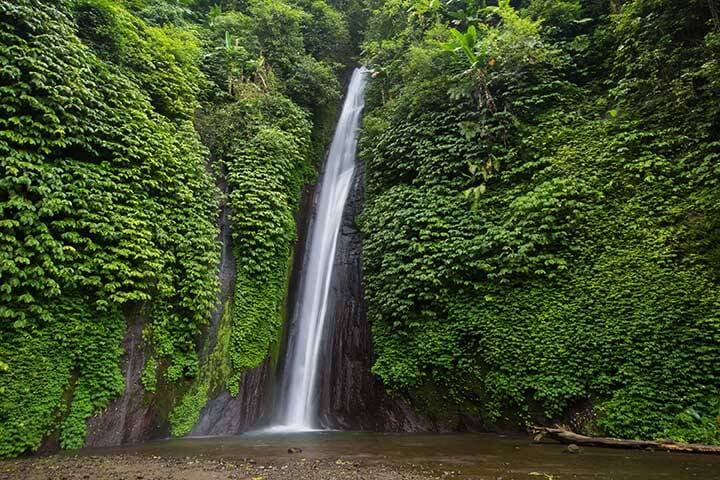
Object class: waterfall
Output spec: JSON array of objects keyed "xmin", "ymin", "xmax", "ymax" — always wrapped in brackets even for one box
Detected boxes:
[{"xmin": 273, "ymin": 67, "xmax": 368, "ymax": 431}]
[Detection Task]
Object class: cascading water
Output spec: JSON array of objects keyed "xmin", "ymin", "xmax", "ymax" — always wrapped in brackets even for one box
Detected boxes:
[{"xmin": 273, "ymin": 67, "xmax": 368, "ymax": 431}]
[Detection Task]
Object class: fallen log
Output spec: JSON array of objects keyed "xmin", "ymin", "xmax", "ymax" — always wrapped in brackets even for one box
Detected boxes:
[{"xmin": 530, "ymin": 426, "xmax": 720, "ymax": 455}]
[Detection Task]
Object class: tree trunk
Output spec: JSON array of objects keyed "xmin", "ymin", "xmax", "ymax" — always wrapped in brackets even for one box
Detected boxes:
[{"xmin": 530, "ymin": 426, "xmax": 720, "ymax": 455}]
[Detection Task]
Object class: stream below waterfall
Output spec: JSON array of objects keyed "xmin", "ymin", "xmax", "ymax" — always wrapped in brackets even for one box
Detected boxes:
[{"xmin": 6, "ymin": 432, "xmax": 720, "ymax": 479}]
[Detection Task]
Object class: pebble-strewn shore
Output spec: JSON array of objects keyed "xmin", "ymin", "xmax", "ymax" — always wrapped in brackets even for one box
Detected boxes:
[{"xmin": 0, "ymin": 454, "xmax": 451, "ymax": 480}]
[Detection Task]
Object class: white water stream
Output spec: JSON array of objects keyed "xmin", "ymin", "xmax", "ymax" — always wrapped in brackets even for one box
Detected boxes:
[{"xmin": 272, "ymin": 68, "xmax": 368, "ymax": 431}]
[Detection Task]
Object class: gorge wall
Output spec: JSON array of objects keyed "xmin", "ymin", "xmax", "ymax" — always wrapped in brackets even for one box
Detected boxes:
[
  {"xmin": 358, "ymin": 0, "xmax": 720, "ymax": 443},
  {"xmin": 317, "ymin": 162, "xmax": 428, "ymax": 431},
  {"xmin": 85, "ymin": 150, "xmax": 428, "ymax": 442},
  {"xmin": 0, "ymin": 0, "xmax": 380, "ymax": 457},
  {"xmin": 4, "ymin": 0, "xmax": 720, "ymax": 459}
]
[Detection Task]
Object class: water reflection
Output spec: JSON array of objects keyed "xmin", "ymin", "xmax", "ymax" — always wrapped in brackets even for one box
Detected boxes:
[{"xmin": 78, "ymin": 432, "xmax": 720, "ymax": 479}]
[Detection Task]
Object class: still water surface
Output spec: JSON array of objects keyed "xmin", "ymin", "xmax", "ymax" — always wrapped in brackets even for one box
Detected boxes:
[{"xmin": 79, "ymin": 432, "xmax": 720, "ymax": 479}]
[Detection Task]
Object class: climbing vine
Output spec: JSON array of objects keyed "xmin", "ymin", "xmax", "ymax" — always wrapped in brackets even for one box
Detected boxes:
[
  {"xmin": 0, "ymin": 0, "xmax": 219, "ymax": 457},
  {"xmin": 360, "ymin": 0, "xmax": 720, "ymax": 443},
  {"xmin": 1, "ymin": 0, "xmax": 350, "ymax": 456}
]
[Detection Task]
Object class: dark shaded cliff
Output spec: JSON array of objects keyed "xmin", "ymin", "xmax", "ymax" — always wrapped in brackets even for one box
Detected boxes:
[
  {"xmin": 190, "ymin": 358, "xmax": 274, "ymax": 436},
  {"xmin": 318, "ymin": 160, "xmax": 428, "ymax": 431},
  {"xmin": 85, "ymin": 314, "xmax": 162, "ymax": 447},
  {"xmin": 85, "ymin": 166, "xmax": 238, "ymax": 445},
  {"xmin": 189, "ymin": 181, "xmax": 319, "ymax": 436},
  {"xmin": 188, "ymin": 168, "xmax": 276, "ymax": 437},
  {"xmin": 276, "ymin": 159, "xmax": 428, "ymax": 432}
]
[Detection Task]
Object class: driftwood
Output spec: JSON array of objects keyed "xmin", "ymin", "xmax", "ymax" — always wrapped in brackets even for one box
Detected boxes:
[{"xmin": 530, "ymin": 426, "xmax": 720, "ymax": 455}]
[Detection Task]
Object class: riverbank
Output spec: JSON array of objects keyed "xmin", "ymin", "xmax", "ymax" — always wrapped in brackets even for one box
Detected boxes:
[{"xmin": 0, "ymin": 454, "xmax": 441, "ymax": 480}]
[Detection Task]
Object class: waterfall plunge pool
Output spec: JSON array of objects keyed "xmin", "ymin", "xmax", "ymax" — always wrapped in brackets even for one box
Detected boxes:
[{"xmin": 6, "ymin": 432, "xmax": 720, "ymax": 479}]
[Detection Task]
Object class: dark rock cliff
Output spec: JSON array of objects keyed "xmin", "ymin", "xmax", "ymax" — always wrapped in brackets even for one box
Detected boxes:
[
  {"xmin": 188, "ymin": 168, "xmax": 276, "ymax": 436},
  {"xmin": 85, "ymin": 310, "xmax": 166, "ymax": 447},
  {"xmin": 271, "ymin": 183, "xmax": 318, "ymax": 424},
  {"xmin": 319, "ymin": 161, "xmax": 428, "ymax": 431},
  {"xmin": 84, "ymin": 162, "xmax": 260, "ymax": 444},
  {"xmin": 189, "ymin": 181, "xmax": 320, "ymax": 435},
  {"xmin": 190, "ymin": 357, "xmax": 274, "ymax": 435},
  {"xmin": 278, "ymin": 161, "xmax": 429, "ymax": 432}
]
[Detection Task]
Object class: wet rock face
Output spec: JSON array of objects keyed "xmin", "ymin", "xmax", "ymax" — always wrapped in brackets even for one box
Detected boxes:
[
  {"xmin": 191, "ymin": 356, "xmax": 274, "ymax": 436},
  {"xmin": 85, "ymin": 163, "xmax": 250, "ymax": 445},
  {"xmin": 312, "ymin": 161, "xmax": 428, "ymax": 431},
  {"xmin": 188, "ymin": 167, "xmax": 276, "ymax": 437},
  {"xmin": 85, "ymin": 311, "xmax": 165, "ymax": 447},
  {"xmin": 189, "ymin": 181, "xmax": 320, "ymax": 435},
  {"xmin": 203, "ymin": 171, "xmax": 236, "ymax": 363},
  {"xmin": 272, "ymin": 183, "xmax": 318, "ymax": 422},
  {"xmin": 274, "ymin": 161, "xmax": 427, "ymax": 432}
]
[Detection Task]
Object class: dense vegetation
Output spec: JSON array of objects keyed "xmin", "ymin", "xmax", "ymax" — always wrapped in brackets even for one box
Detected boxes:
[
  {"xmin": 360, "ymin": 0, "xmax": 720, "ymax": 443},
  {"xmin": 1, "ymin": 0, "xmax": 719, "ymax": 460},
  {"xmin": 0, "ymin": 0, "xmax": 351, "ymax": 457}
]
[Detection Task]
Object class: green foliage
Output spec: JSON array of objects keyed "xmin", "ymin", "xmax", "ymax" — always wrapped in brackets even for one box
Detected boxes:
[
  {"xmin": 326, "ymin": 0, "xmax": 367, "ymax": 48},
  {"xmin": 141, "ymin": 356, "xmax": 158, "ymax": 393},
  {"xmin": 225, "ymin": 122, "xmax": 310, "ymax": 385},
  {"xmin": 199, "ymin": 93, "xmax": 313, "ymax": 390},
  {"xmin": 169, "ymin": 385, "xmax": 208, "ymax": 436},
  {"xmin": 360, "ymin": 0, "xmax": 720, "ymax": 442},
  {"xmin": 293, "ymin": 0, "xmax": 351, "ymax": 61},
  {"xmin": 73, "ymin": 0, "xmax": 205, "ymax": 119},
  {"xmin": 168, "ymin": 93, "xmax": 315, "ymax": 427},
  {"xmin": 1, "ymin": 0, "xmax": 353, "ymax": 456},
  {"xmin": 285, "ymin": 55, "xmax": 342, "ymax": 111},
  {"xmin": 0, "ymin": 0, "xmax": 218, "ymax": 457},
  {"xmin": 136, "ymin": 0, "xmax": 195, "ymax": 26},
  {"xmin": 197, "ymin": 0, "xmax": 345, "ymax": 145}
]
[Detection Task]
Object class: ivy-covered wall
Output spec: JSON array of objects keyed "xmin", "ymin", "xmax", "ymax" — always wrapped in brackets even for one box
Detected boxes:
[
  {"xmin": 360, "ymin": 0, "xmax": 720, "ymax": 443},
  {"xmin": 169, "ymin": 94, "xmax": 316, "ymax": 436},
  {"xmin": 0, "ymin": 0, "xmax": 219, "ymax": 456},
  {"xmin": 165, "ymin": 0, "xmax": 351, "ymax": 437},
  {"xmin": 4, "ymin": 0, "xmax": 717, "ymax": 459},
  {"xmin": 0, "ymin": 0, "xmax": 351, "ymax": 457}
]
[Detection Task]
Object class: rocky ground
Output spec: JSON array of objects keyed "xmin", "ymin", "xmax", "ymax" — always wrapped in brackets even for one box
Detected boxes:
[{"xmin": 0, "ymin": 454, "xmax": 453, "ymax": 480}]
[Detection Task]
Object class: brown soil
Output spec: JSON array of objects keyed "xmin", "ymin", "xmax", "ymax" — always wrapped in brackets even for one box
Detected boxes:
[{"xmin": 0, "ymin": 454, "xmax": 445, "ymax": 480}]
